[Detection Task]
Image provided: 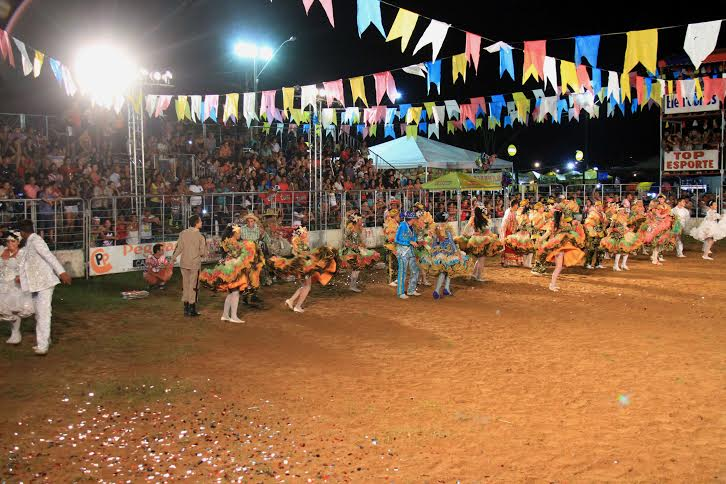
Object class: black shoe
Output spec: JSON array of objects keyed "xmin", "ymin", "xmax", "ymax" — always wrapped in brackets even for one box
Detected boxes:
[
  {"xmin": 184, "ymin": 302, "xmax": 190, "ymax": 317},
  {"xmin": 188, "ymin": 303, "xmax": 201, "ymax": 317}
]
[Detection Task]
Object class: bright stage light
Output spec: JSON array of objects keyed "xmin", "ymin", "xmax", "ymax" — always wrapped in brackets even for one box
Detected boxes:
[
  {"xmin": 533, "ymin": 161, "xmax": 540, "ymax": 168},
  {"xmin": 234, "ymin": 41, "xmax": 258, "ymax": 59},
  {"xmin": 392, "ymin": 90, "xmax": 402, "ymax": 101},
  {"xmin": 258, "ymin": 46, "xmax": 274, "ymax": 61},
  {"xmin": 566, "ymin": 162, "xmax": 575, "ymax": 170},
  {"xmin": 75, "ymin": 44, "xmax": 137, "ymax": 106}
]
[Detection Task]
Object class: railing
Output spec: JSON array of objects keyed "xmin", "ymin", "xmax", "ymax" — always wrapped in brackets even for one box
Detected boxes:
[{"xmin": 0, "ymin": 197, "xmax": 86, "ymax": 250}]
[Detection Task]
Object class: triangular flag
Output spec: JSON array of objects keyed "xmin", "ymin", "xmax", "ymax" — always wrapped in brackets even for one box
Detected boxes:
[
  {"xmin": 406, "ymin": 125, "xmax": 418, "ymax": 138},
  {"xmin": 262, "ymin": 122, "xmax": 271, "ymax": 134},
  {"xmin": 349, "ymin": 76, "xmax": 368, "ymax": 107},
  {"xmin": 635, "ymin": 76, "xmax": 646, "ymax": 107},
  {"xmin": 560, "ymin": 60, "xmax": 579, "ymax": 93},
  {"xmin": 322, "ymin": 108, "xmax": 337, "ymax": 126},
  {"xmin": 620, "ymin": 72, "xmax": 631, "ymax": 101},
  {"xmin": 499, "ymin": 44, "xmax": 514, "ymax": 80},
  {"xmin": 591, "ymin": 68, "xmax": 602, "ymax": 94},
  {"xmin": 412, "ymin": 19, "xmax": 449, "ymax": 62},
  {"xmin": 282, "ymin": 87, "xmax": 295, "ymax": 112},
  {"xmin": 543, "ymin": 56, "xmax": 557, "ymax": 91},
  {"xmin": 452, "ymin": 53, "xmax": 467, "ymax": 84},
  {"xmin": 703, "ymin": 77, "xmax": 726, "ymax": 103},
  {"xmin": 432, "ymin": 105, "xmax": 446, "ymax": 125},
  {"xmin": 49, "ymin": 58, "xmax": 62, "ymax": 83},
  {"xmin": 373, "ymin": 71, "xmax": 397, "ymax": 105},
  {"xmin": 357, "ymin": 0, "xmax": 385, "ymax": 38},
  {"xmin": 383, "ymin": 124, "xmax": 395, "ymax": 139},
  {"xmin": 419, "ymin": 122, "xmax": 428, "ymax": 134},
  {"xmin": 465, "ymin": 32, "xmax": 481, "ymax": 74},
  {"xmin": 203, "ymin": 94, "xmax": 219, "ymax": 122},
  {"xmin": 575, "ymin": 35, "xmax": 600, "ymax": 67},
  {"xmin": 607, "ymin": 71, "xmax": 621, "ymax": 104},
  {"xmin": 386, "ymin": 8, "xmax": 418, "ymax": 52},
  {"xmin": 681, "ymin": 79, "xmax": 696, "ymax": 103},
  {"xmin": 190, "ymin": 95, "xmax": 202, "ymax": 122},
  {"xmin": 0, "ymin": 29, "xmax": 15, "ymax": 67},
  {"xmin": 146, "ymin": 95, "xmax": 158, "ymax": 117},
  {"xmin": 447, "ymin": 121, "xmax": 455, "ymax": 134},
  {"xmin": 113, "ymin": 95, "xmax": 125, "ymax": 115},
  {"xmin": 302, "ymin": 0, "xmax": 335, "ymax": 28},
  {"xmin": 223, "ymin": 93, "xmax": 239, "ymax": 123},
  {"xmin": 694, "ymin": 77, "xmax": 703, "ymax": 99},
  {"xmin": 460, "ymin": 104, "xmax": 476, "ymax": 124},
  {"xmin": 424, "ymin": 102, "xmax": 436, "ymax": 119},
  {"xmin": 444, "ymin": 100, "xmax": 460, "ymax": 119},
  {"xmin": 259, "ymin": 90, "xmax": 277, "ymax": 119},
  {"xmin": 243, "ymin": 92, "xmax": 258, "ymax": 126},
  {"xmin": 323, "ymin": 79, "xmax": 345, "ymax": 107},
  {"xmin": 471, "ymin": 97, "xmax": 487, "ymax": 116},
  {"xmin": 300, "ymin": 84, "xmax": 318, "ymax": 111},
  {"xmin": 403, "ymin": 63, "xmax": 427, "ymax": 78},
  {"xmin": 484, "ymin": 41, "xmax": 510, "ymax": 53},
  {"xmin": 576, "ymin": 64, "xmax": 592, "ymax": 92},
  {"xmin": 12, "ymin": 38, "xmax": 33, "ymax": 76},
  {"xmin": 155, "ymin": 95, "xmax": 173, "ymax": 118},
  {"xmin": 623, "ymin": 29, "xmax": 658, "ymax": 74},
  {"xmin": 33, "ymin": 50, "xmax": 44, "ymax": 78},
  {"xmin": 398, "ymin": 103, "xmax": 411, "ymax": 120},
  {"xmin": 512, "ymin": 93, "xmax": 531, "ymax": 123},
  {"xmin": 425, "ymin": 60, "xmax": 441, "ymax": 95},
  {"xmin": 385, "ymin": 107, "xmax": 397, "ymax": 125},
  {"xmin": 522, "ymin": 40, "xmax": 546, "ymax": 83},
  {"xmin": 684, "ymin": 21, "xmax": 721, "ymax": 70},
  {"xmin": 175, "ymin": 96, "xmax": 189, "ymax": 121},
  {"xmin": 405, "ymin": 107, "xmax": 422, "ymax": 125},
  {"xmin": 61, "ymin": 65, "xmax": 77, "ymax": 96}
]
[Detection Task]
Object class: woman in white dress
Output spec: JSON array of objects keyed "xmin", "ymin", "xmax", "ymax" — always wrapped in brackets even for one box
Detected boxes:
[
  {"xmin": 689, "ymin": 201, "xmax": 725, "ymax": 260},
  {"xmin": 0, "ymin": 231, "xmax": 34, "ymax": 344}
]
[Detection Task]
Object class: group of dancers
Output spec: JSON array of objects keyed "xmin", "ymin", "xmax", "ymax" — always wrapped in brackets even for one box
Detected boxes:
[{"xmin": 3, "ymin": 195, "xmax": 724, "ymax": 346}]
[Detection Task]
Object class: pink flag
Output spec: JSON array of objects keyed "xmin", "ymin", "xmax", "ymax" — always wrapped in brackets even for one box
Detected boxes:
[
  {"xmin": 302, "ymin": 0, "xmax": 335, "ymax": 27},
  {"xmin": 703, "ymin": 77, "xmax": 726, "ymax": 102},
  {"xmin": 375, "ymin": 105, "xmax": 387, "ymax": 123},
  {"xmin": 260, "ymin": 90, "xmax": 277, "ymax": 119},
  {"xmin": 576, "ymin": 65, "xmax": 592, "ymax": 92},
  {"xmin": 470, "ymin": 97, "xmax": 487, "ymax": 115},
  {"xmin": 0, "ymin": 29, "xmax": 15, "ymax": 67},
  {"xmin": 155, "ymin": 95, "xmax": 173, "ymax": 118},
  {"xmin": 452, "ymin": 120, "xmax": 463, "ymax": 131},
  {"xmin": 460, "ymin": 104, "xmax": 476, "ymax": 125},
  {"xmin": 373, "ymin": 71, "xmax": 397, "ymax": 105},
  {"xmin": 341, "ymin": 125, "xmax": 351, "ymax": 135},
  {"xmin": 465, "ymin": 32, "xmax": 481, "ymax": 74},
  {"xmin": 323, "ymin": 79, "xmax": 345, "ymax": 107},
  {"xmin": 363, "ymin": 107, "xmax": 377, "ymax": 125}
]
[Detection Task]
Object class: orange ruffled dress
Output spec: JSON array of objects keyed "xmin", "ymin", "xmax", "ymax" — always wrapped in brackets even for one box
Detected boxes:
[
  {"xmin": 537, "ymin": 219, "xmax": 586, "ymax": 267},
  {"xmin": 200, "ymin": 238, "xmax": 265, "ymax": 292},
  {"xmin": 339, "ymin": 223, "xmax": 380, "ymax": 270},
  {"xmin": 270, "ymin": 230, "xmax": 338, "ymax": 286}
]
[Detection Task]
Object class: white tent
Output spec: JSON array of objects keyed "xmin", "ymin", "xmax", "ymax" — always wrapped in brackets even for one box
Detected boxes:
[{"xmin": 368, "ymin": 136, "xmax": 513, "ymax": 171}]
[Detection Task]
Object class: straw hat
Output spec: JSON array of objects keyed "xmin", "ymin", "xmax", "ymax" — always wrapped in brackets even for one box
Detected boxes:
[
  {"xmin": 241, "ymin": 212, "xmax": 260, "ymax": 224},
  {"xmin": 263, "ymin": 208, "xmax": 280, "ymax": 218}
]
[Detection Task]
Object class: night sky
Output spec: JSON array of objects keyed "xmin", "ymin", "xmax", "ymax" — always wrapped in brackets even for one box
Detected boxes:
[{"xmin": 1, "ymin": 0, "xmax": 725, "ymax": 175}]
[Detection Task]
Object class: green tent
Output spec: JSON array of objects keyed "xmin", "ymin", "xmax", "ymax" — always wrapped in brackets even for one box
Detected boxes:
[{"xmin": 422, "ymin": 172, "xmax": 500, "ymax": 191}]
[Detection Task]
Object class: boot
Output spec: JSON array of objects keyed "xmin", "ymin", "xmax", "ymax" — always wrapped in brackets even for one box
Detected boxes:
[
  {"xmin": 188, "ymin": 303, "xmax": 201, "ymax": 317},
  {"xmin": 184, "ymin": 302, "xmax": 190, "ymax": 317}
]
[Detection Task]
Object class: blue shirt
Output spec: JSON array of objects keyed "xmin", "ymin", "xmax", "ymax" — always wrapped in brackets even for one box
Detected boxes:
[{"xmin": 394, "ymin": 221, "xmax": 417, "ymax": 246}]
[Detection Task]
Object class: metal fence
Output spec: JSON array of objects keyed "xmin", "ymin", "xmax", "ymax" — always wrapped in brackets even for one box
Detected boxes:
[{"xmin": 0, "ymin": 197, "xmax": 86, "ymax": 250}]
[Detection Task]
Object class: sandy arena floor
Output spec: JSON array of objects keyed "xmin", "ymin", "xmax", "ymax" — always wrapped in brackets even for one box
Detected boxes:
[{"xmin": 1, "ymin": 243, "xmax": 725, "ymax": 482}]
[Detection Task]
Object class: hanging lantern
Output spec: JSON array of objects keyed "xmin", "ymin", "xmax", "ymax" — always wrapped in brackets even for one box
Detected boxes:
[
  {"xmin": 507, "ymin": 144, "xmax": 517, "ymax": 156},
  {"xmin": 575, "ymin": 150, "xmax": 584, "ymax": 161}
]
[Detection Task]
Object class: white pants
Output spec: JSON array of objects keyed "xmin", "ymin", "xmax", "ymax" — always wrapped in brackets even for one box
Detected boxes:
[
  {"xmin": 676, "ymin": 236, "xmax": 683, "ymax": 256},
  {"xmin": 33, "ymin": 288, "xmax": 54, "ymax": 351}
]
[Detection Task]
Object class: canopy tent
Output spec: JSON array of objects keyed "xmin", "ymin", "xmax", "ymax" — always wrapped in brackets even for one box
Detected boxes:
[
  {"xmin": 368, "ymin": 136, "xmax": 513, "ymax": 171},
  {"xmin": 422, "ymin": 172, "xmax": 501, "ymax": 191}
]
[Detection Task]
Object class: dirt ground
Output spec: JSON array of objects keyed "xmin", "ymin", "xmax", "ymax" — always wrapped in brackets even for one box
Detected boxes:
[{"xmin": 1, "ymin": 241, "xmax": 725, "ymax": 482}]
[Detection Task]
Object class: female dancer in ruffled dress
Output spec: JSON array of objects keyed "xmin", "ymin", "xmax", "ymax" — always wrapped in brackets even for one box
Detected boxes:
[
  {"xmin": 639, "ymin": 196, "xmax": 676, "ymax": 265},
  {"xmin": 600, "ymin": 206, "xmax": 641, "ymax": 271},
  {"xmin": 457, "ymin": 207, "xmax": 503, "ymax": 281},
  {"xmin": 0, "ymin": 231, "xmax": 34, "ymax": 344},
  {"xmin": 505, "ymin": 200, "xmax": 536, "ymax": 268},
  {"xmin": 538, "ymin": 203, "xmax": 585, "ymax": 292},
  {"xmin": 690, "ymin": 200, "xmax": 724, "ymax": 260},
  {"xmin": 272, "ymin": 227, "xmax": 337, "ymax": 313},
  {"xmin": 411, "ymin": 202, "xmax": 434, "ymax": 287},
  {"xmin": 339, "ymin": 212, "xmax": 380, "ymax": 292},
  {"xmin": 427, "ymin": 224, "xmax": 473, "ymax": 299},
  {"xmin": 199, "ymin": 224, "xmax": 265, "ymax": 323}
]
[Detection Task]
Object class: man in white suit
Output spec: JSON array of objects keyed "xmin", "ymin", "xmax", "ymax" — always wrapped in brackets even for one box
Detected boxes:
[{"xmin": 17, "ymin": 219, "xmax": 71, "ymax": 355}]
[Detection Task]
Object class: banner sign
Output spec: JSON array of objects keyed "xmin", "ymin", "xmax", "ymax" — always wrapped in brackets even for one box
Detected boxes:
[
  {"xmin": 470, "ymin": 172, "xmax": 503, "ymax": 190},
  {"xmin": 663, "ymin": 150, "xmax": 720, "ymax": 173},
  {"xmin": 89, "ymin": 239, "xmax": 220, "ymax": 276},
  {"xmin": 663, "ymin": 94, "xmax": 720, "ymax": 114}
]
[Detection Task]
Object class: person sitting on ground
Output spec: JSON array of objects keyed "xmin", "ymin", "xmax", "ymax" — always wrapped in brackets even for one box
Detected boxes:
[{"xmin": 144, "ymin": 243, "xmax": 173, "ymax": 290}]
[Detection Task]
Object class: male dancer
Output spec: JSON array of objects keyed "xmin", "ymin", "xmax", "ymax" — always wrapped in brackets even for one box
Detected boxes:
[
  {"xmin": 671, "ymin": 197, "xmax": 690, "ymax": 258},
  {"xmin": 583, "ymin": 201, "xmax": 607, "ymax": 269},
  {"xmin": 17, "ymin": 219, "xmax": 72, "ymax": 355},
  {"xmin": 172, "ymin": 215, "xmax": 207, "ymax": 317},
  {"xmin": 394, "ymin": 211, "xmax": 420, "ymax": 299}
]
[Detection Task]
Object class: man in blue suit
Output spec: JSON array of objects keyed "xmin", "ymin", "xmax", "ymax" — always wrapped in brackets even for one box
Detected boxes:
[{"xmin": 394, "ymin": 211, "xmax": 421, "ymax": 299}]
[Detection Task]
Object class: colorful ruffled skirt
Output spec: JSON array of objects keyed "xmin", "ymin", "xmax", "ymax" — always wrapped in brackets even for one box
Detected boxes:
[
  {"xmin": 339, "ymin": 246, "xmax": 381, "ymax": 270},
  {"xmin": 690, "ymin": 219, "xmax": 726, "ymax": 241},
  {"xmin": 425, "ymin": 249, "xmax": 475, "ymax": 277},
  {"xmin": 455, "ymin": 232, "xmax": 504, "ymax": 258},
  {"xmin": 539, "ymin": 233, "xmax": 585, "ymax": 267},
  {"xmin": 639, "ymin": 218, "xmax": 673, "ymax": 247},
  {"xmin": 504, "ymin": 230, "xmax": 534, "ymax": 254},
  {"xmin": 599, "ymin": 230, "xmax": 641, "ymax": 254},
  {"xmin": 270, "ymin": 246, "xmax": 338, "ymax": 286},
  {"xmin": 200, "ymin": 243, "xmax": 265, "ymax": 293}
]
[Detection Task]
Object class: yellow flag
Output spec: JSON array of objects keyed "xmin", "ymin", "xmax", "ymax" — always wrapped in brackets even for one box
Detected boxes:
[
  {"xmin": 369, "ymin": 124, "xmax": 377, "ymax": 138},
  {"xmin": 694, "ymin": 78, "xmax": 703, "ymax": 99},
  {"xmin": 223, "ymin": 93, "xmax": 239, "ymax": 123},
  {"xmin": 33, "ymin": 50, "xmax": 44, "ymax": 78},
  {"xmin": 283, "ymin": 87, "xmax": 295, "ymax": 112},
  {"xmin": 475, "ymin": 118, "xmax": 483, "ymax": 129},
  {"xmin": 386, "ymin": 8, "xmax": 419, "ymax": 52},
  {"xmin": 175, "ymin": 96, "xmax": 188, "ymax": 121},
  {"xmin": 424, "ymin": 102, "xmax": 436, "ymax": 118},
  {"xmin": 451, "ymin": 53, "xmax": 467, "ymax": 83},
  {"xmin": 512, "ymin": 92, "xmax": 530, "ymax": 122},
  {"xmin": 349, "ymin": 76, "xmax": 368, "ymax": 107},
  {"xmin": 262, "ymin": 122, "xmax": 271, "ymax": 134},
  {"xmin": 559, "ymin": 60, "xmax": 579, "ymax": 93},
  {"xmin": 650, "ymin": 81, "xmax": 662, "ymax": 107},
  {"xmin": 623, "ymin": 29, "xmax": 658, "ymax": 74},
  {"xmin": 406, "ymin": 106, "xmax": 422, "ymax": 124},
  {"xmin": 447, "ymin": 121, "xmax": 455, "ymax": 134},
  {"xmin": 289, "ymin": 108, "xmax": 302, "ymax": 123},
  {"xmin": 302, "ymin": 111, "xmax": 311, "ymax": 123},
  {"xmin": 406, "ymin": 125, "xmax": 418, "ymax": 138},
  {"xmin": 620, "ymin": 72, "xmax": 631, "ymax": 101},
  {"xmin": 667, "ymin": 80, "xmax": 673, "ymax": 96}
]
